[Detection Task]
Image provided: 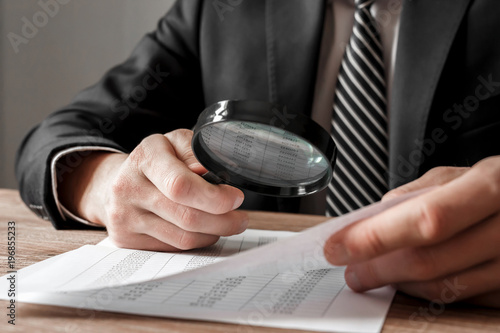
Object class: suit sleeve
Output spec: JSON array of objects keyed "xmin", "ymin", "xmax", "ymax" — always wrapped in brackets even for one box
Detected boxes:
[{"xmin": 15, "ymin": 0, "xmax": 206, "ymax": 229}]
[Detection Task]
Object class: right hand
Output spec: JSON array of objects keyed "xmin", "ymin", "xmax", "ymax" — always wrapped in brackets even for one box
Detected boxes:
[{"xmin": 59, "ymin": 129, "xmax": 248, "ymax": 251}]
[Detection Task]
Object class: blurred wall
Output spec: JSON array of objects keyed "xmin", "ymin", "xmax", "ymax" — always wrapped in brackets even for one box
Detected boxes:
[{"xmin": 0, "ymin": 0, "xmax": 176, "ymax": 189}]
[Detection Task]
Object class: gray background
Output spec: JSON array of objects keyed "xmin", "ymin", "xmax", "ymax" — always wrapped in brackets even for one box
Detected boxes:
[{"xmin": 0, "ymin": 0, "xmax": 176, "ymax": 189}]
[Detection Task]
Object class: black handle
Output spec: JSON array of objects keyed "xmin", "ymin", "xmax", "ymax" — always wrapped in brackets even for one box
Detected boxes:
[{"xmin": 202, "ymin": 171, "xmax": 225, "ymax": 185}]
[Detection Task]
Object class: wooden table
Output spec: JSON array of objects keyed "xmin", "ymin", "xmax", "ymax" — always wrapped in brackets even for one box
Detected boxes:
[{"xmin": 0, "ymin": 189, "xmax": 499, "ymax": 332}]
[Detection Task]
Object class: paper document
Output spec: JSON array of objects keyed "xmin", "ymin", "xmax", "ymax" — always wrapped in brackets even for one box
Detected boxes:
[
  {"xmin": 1, "ymin": 190, "xmax": 429, "ymax": 332},
  {"xmin": 1, "ymin": 230, "xmax": 393, "ymax": 332}
]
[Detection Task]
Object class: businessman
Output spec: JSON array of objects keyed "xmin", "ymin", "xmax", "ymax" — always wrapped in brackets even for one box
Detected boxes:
[{"xmin": 16, "ymin": 0, "xmax": 500, "ymax": 307}]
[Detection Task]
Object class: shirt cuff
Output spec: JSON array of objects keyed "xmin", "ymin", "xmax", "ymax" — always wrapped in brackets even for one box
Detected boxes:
[{"xmin": 50, "ymin": 146, "xmax": 124, "ymax": 227}]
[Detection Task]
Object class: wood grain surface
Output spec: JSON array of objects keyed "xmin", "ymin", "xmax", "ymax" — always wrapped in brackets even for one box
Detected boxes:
[{"xmin": 0, "ymin": 189, "xmax": 499, "ymax": 332}]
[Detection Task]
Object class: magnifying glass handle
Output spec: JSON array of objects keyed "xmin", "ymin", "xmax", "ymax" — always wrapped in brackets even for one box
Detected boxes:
[{"xmin": 202, "ymin": 171, "xmax": 225, "ymax": 185}]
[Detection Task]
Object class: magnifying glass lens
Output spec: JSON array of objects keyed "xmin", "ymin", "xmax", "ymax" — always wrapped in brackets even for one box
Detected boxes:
[
  {"xmin": 192, "ymin": 100, "xmax": 337, "ymax": 197},
  {"xmin": 199, "ymin": 121, "xmax": 330, "ymax": 187}
]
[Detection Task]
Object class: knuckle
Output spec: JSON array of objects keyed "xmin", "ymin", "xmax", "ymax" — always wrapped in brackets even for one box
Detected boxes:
[
  {"xmin": 169, "ymin": 128, "xmax": 193, "ymax": 141},
  {"xmin": 422, "ymin": 166, "xmax": 468, "ymax": 184},
  {"xmin": 144, "ymin": 133, "xmax": 165, "ymax": 145},
  {"xmin": 490, "ymin": 175, "xmax": 500, "ymax": 195},
  {"xmin": 105, "ymin": 200, "xmax": 137, "ymax": 234},
  {"xmin": 476, "ymin": 156, "xmax": 496, "ymax": 169},
  {"xmin": 150, "ymin": 194, "xmax": 170, "ymax": 215},
  {"xmin": 418, "ymin": 201, "xmax": 447, "ymax": 242},
  {"xmin": 176, "ymin": 206, "xmax": 200, "ymax": 232},
  {"xmin": 106, "ymin": 204, "xmax": 124, "ymax": 227},
  {"xmin": 355, "ymin": 228, "xmax": 386, "ymax": 258},
  {"xmin": 129, "ymin": 141, "xmax": 148, "ymax": 170},
  {"xmin": 130, "ymin": 134, "xmax": 163, "ymax": 171},
  {"xmin": 407, "ymin": 248, "xmax": 437, "ymax": 280},
  {"xmin": 478, "ymin": 161, "xmax": 500, "ymax": 197},
  {"xmin": 164, "ymin": 172, "xmax": 191, "ymax": 202},
  {"xmin": 109, "ymin": 176, "xmax": 128, "ymax": 197},
  {"xmin": 385, "ymin": 188, "xmax": 404, "ymax": 197},
  {"xmin": 426, "ymin": 166, "xmax": 447, "ymax": 177},
  {"xmin": 179, "ymin": 149, "xmax": 195, "ymax": 164},
  {"xmin": 128, "ymin": 150, "xmax": 143, "ymax": 173}
]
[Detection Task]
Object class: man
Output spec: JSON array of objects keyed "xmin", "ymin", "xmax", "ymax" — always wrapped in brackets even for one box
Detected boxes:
[{"xmin": 16, "ymin": 0, "xmax": 500, "ymax": 307}]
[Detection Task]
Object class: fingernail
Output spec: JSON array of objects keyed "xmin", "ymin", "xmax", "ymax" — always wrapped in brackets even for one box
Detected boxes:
[
  {"xmin": 346, "ymin": 270, "xmax": 362, "ymax": 291},
  {"xmin": 232, "ymin": 194, "xmax": 244, "ymax": 210},
  {"xmin": 325, "ymin": 243, "xmax": 350, "ymax": 265}
]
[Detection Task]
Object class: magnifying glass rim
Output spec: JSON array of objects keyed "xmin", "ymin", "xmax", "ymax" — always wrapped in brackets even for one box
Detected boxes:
[{"xmin": 192, "ymin": 100, "xmax": 337, "ymax": 197}]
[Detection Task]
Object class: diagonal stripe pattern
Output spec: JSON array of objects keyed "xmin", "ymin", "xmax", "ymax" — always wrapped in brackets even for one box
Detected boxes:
[{"xmin": 326, "ymin": 0, "xmax": 388, "ymax": 216}]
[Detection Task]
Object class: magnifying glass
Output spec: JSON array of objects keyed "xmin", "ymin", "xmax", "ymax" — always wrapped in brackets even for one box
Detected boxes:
[{"xmin": 192, "ymin": 100, "xmax": 337, "ymax": 197}]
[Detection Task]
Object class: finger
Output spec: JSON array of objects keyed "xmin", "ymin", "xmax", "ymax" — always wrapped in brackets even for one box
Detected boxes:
[
  {"xmin": 140, "ymin": 189, "xmax": 249, "ymax": 236},
  {"xmin": 467, "ymin": 291, "xmax": 500, "ymax": 308},
  {"xmin": 325, "ymin": 160, "xmax": 500, "ymax": 265},
  {"xmin": 131, "ymin": 211, "xmax": 222, "ymax": 250},
  {"xmin": 382, "ymin": 166, "xmax": 469, "ymax": 202},
  {"xmin": 164, "ymin": 129, "xmax": 208, "ymax": 175},
  {"xmin": 394, "ymin": 259, "xmax": 500, "ymax": 304},
  {"xmin": 109, "ymin": 232, "xmax": 184, "ymax": 252},
  {"xmin": 343, "ymin": 213, "xmax": 500, "ymax": 291},
  {"xmin": 127, "ymin": 168, "xmax": 249, "ymax": 236},
  {"xmin": 105, "ymin": 206, "xmax": 186, "ymax": 252},
  {"xmin": 132, "ymin": 134, "xmax": 244, "ymax": 214}
]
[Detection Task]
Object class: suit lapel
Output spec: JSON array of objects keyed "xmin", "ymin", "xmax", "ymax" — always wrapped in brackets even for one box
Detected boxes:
[
  {"xmin": 266, "ymin": 0, "xmax": 326, "ymax": 116},
  {"xmin": 389, "ymin": 0, "xmax": 472, "ymax": 188}
]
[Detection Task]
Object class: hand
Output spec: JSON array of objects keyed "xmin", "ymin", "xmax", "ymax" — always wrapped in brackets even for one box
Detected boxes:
[
  {"xmin": 59, "ymin": 129, "xmax": 248, "ymax": 251},
  {"xmin": 324, "ymin": 156, "xmax": 500, "ymax": 308}
]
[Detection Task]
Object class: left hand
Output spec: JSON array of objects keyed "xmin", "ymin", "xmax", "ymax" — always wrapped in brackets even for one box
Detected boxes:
[{"xmin": 323, "ymin": 156, "xmax": 500, "ymax": 308}]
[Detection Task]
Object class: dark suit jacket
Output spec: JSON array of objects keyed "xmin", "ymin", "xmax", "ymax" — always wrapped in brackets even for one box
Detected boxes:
[{"xmin": 15, "ymin": 0, "xmax": 500, "ymax": 229}]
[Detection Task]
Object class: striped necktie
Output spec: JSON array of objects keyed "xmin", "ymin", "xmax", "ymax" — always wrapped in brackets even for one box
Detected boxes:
[{"xmin": 326, "ymin": 0, "xmax": 389, "ymax": 216}]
